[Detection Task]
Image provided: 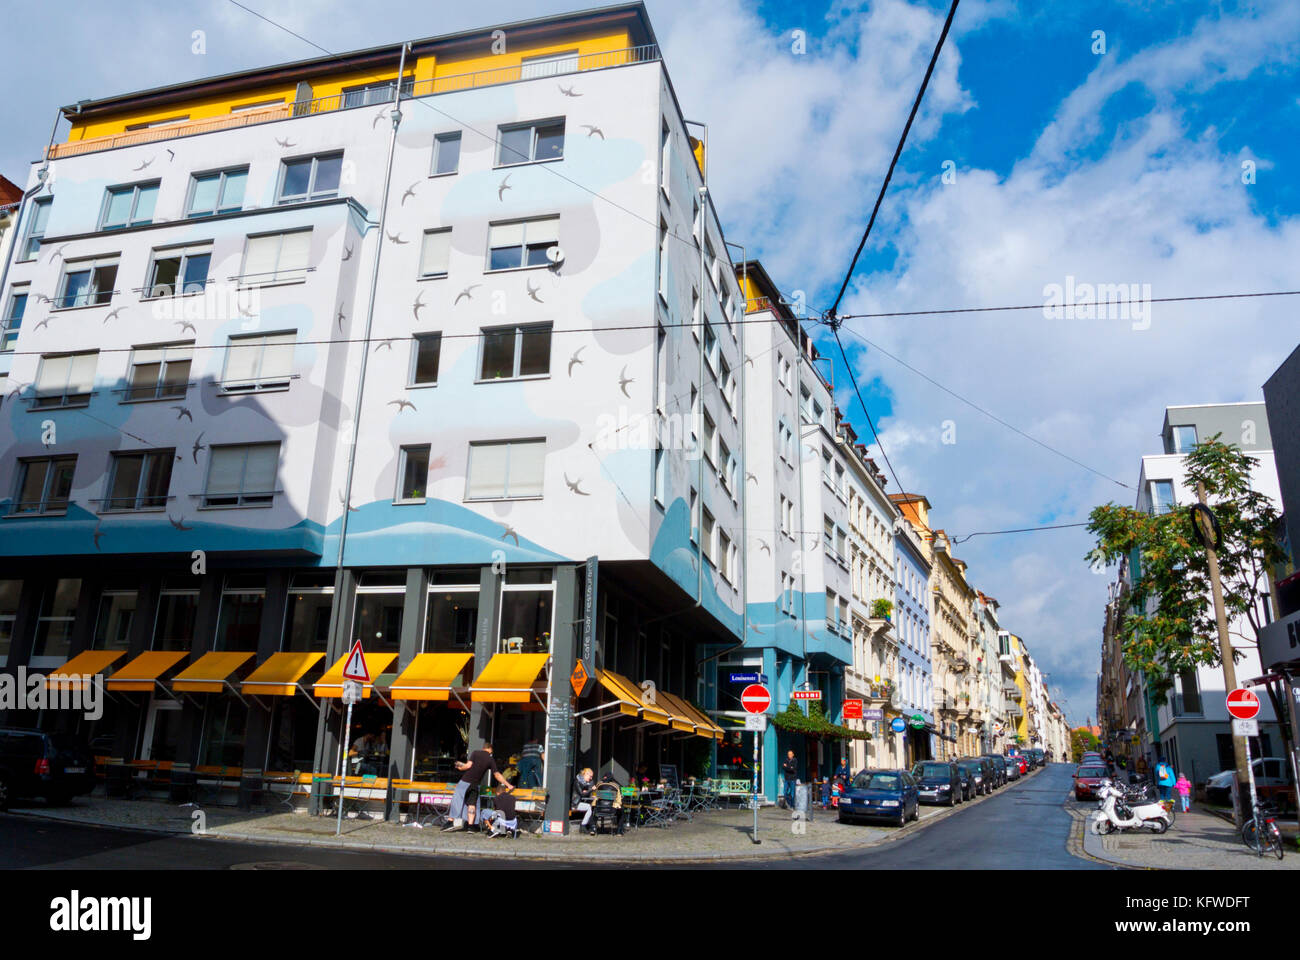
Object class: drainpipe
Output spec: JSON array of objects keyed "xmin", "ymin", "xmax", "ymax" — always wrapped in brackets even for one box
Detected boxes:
[
  {"xmin": 335, "ymin": 42, "xmax": 409, "ymax": 572},
  {"xmin": 695, "ymin": 183, "xmax": 707, "ymax": 613},
  {"xmin": 0, "ymin": 108, "xmax": 62, "ymax": 331}
]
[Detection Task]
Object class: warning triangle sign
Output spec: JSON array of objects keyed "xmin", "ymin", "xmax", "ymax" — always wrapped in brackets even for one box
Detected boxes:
[{"xmin": 341, "ymin": 640, "xmax": 370, "ymax": 682}]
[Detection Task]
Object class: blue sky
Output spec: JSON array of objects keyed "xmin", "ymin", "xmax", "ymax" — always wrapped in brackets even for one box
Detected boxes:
[{"xmin": 3, "ymin": 0, "xmax": 1298, "ymax": 726}]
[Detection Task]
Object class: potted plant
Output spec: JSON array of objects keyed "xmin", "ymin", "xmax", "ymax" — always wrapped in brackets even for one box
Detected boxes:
[{"xmin": 871, "ymin": 598, "xmax": 893, "ymax": 621}]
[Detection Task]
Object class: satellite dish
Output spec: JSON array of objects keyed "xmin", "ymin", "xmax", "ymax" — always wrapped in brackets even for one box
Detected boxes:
[{"xmin": 546, "ymin": 245, "xmax": 565, "ymax": 266}]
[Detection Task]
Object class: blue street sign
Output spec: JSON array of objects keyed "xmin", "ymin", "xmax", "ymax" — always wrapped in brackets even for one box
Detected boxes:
[
  {"xmin": 729, "ymin": 673, "xmax": 768, "ymax": 684},
  {"xmin": 890, "ymin": 717, "xmax": 907, "ymax": 733}
]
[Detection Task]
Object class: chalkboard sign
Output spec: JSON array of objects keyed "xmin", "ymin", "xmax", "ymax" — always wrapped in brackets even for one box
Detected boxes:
[{"xmin": 660, "ymin": 763, "xmax": 679, "ymax": 788}]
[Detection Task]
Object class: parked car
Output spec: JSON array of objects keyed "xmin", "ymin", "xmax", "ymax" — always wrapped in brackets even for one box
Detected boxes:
[
  {"xmin": 1205, "ymin": 758, "xmax": 1296, "ymax": 811},
  {"xmin": 1073, "ymin": 763, "xmax": 1109, "ymax": 801},
  {"xmin": 911, "ymin": 761, "xmax": 963, "ymax": 806},
  {"xmin": 1026, "ymin": 748, "xmax": 1045, "ymax": 768},
  {"xmin": 838, "ymin": 769, "xmax": 920, "ymax": 826},
  {"xmin": 1002, "ymin": 756, "xmax": 1022, "ymax": 781},
  {"xmin": 1006, "ymin": 754, "xmax": 1028, "ymax": 775},
  {"xmin": 0, "ymin": 728, "xmax": 95, "ymax": 809},
  {"xmin": 956, "ymin": 759, "xmax": 986, "ymax": 796},
  {"xmin": 982, "ymin": 754, "xmax": 1008, "ymax": 787},
  {"xmin": 1081, "ymin": 751, "xmax": 1104, "ymax": 766},
  {"xmin": 953, "ymin": 761, "xmax": 976, "ymax": 800},
  {"xmin": 970, "ymin": 756, "xmax": 997, "ymax": 791}
]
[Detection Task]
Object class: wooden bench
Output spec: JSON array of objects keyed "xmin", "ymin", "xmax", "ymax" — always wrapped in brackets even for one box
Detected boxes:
[{"xmin": 193, "ymin": 766, "xmax": 244, "ymax": 806}]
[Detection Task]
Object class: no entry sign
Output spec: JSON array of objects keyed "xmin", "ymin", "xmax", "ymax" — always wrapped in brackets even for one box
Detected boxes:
[
  {"xmin": 1226, "ymin": 688, "xmax": 1260, "ymax": 720},
  {"xmin": 740, "ymin": 684, "xmax": 770, "ymax": 714}
]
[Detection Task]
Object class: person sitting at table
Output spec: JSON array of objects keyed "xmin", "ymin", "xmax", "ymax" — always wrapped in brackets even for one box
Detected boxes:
[
  {"xmin": 572, "ymin": 767, "xmax": 597, "ymax": 835},
  {"xmin": 482, "ymin": 785, "xmax": 519, "ymax": 838}
]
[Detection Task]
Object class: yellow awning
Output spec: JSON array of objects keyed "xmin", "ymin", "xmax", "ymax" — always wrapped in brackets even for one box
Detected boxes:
[
  {"xmin": 391, "ymin": 653, "xmax": 473, "ymax": 701},
  {"xmin": 172, "ymin": 651, "xmax": 255, "ymax": 693},
  {"xmin": 241, "ymin": 652, "xmax": 325, "ymax": 696},
  {"xmin": 45, "ymin": 650, "xmax": 126, "ymax": 690},
  {"xmin": 106, "ymin": 651, "xmax": 189, "ymax": 692},
  {"xmin": 650, "ymin": 690, "xmax": 699, "ymax": 734},
  {"xmin": 470, "ymin": 653, "xmax": 549, "ymax": 703},
  {"xmin": 676, "ymin": 696, "xmax": 726, "ymax": 740},
  {"xmin": 313, "ymin": 651, "xmax": 399, "ymax": 699},
  {"xmin": 596, "ymin": 669, "xmax": 671, "ymax": 726}
]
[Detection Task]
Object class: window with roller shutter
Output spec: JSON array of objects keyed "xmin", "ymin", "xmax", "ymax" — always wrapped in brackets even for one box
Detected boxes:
[
  {"xmin": 221, "ymin": 332, "xmax": 295, "ymax": 393},
  {"xmin": 33, "ymin": 351, "xmax": 98, "ymax": 408},
  {"xmin": 239, "ymin": 230, "xmax": 311, "ymax": 285},
  {"xmin": 202, "ymin": 443, "xmax": 281, "ymax": 507}
]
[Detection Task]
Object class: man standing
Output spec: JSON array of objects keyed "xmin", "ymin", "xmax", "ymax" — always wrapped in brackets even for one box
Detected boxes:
[
  {"xmin": 444, "ymin": 742, "xmax": 512, "ymax": 832},
  {"xmin": 781, "ymin": 749, "xmax": 798, "ymax": 814},
  {"xmin": 519, "ymin": 737, "xmax": 544, "ymax": 789}
]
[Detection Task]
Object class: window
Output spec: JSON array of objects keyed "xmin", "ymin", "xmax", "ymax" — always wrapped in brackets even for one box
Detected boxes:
[
  {"xmin": 780, "ymin": 495, "xmax": 793, "ymax": 536},
  {"xmin": 283, "ymin": 573, "xmax": 334, "ymax": 652},
  {"xmin": 419, "ymin": 228, "xmax": 451, "ymax": 278},
  {"xmin": 104, "ymin": 450, "xmax": 173, "ymax": 511},
  {"xmin": 719, "ymin": 529, "xmax": 732, "ymax": 582},
  {"xmin": 426, "ymin": 583, "xmax": 478, "ymax": 652},
  {"xmin": 705, "ymin": 239, "xmax": 719, "ymax": 290},
  {"xmin": 12, "ymin": 456, "xmax": 76, "ymax": 514},
  {"xmin": 826, "ymin": 589, "xmax": 838, "ymax": 630},
  {"xmin": 655, "ymin": 324, "xmax": 668, "ymax": 413},
  {"xmin": 834, "ymin": 462, "xmax": 845, "ymax": 497},
  {"xmin": 778, "ymin": 420, "xmax": 794, "ymax": 464},
  {"xmin": 154, "ymin": 577, "xmax": 198, "ymax": 651},
  {"xmin": 55, "ymin": 257, "xmax": 118, "ymax": 308},
  {"xmin": 20, "ymin": 198, "xmax": 50, "ymax": 261},
  {"xmin": 835, "ymin": 526, "xmax": 847, "ymax": 562},
  {"xmin": 466, "ymin": 439, "xmax": 545, "ymax": 500},
  {"xmin": 277, "ymin": 153, "xmax": 342, "ymax": 203},
  {"xmin": 718, "ymin": 438, "xmax": 733, "ymax": 492},
  {"xmin": 230, "ymin": 99, "xmax": 284, "ymax": 113},
  {"xmin": 34, "ymin": 351, "xmax": 97, "ymax": 408},
  {"xmin": 689, "ymin": 487, "xmax": 698, "ymax": 542},
  {"xmin": 186, "ymin": 167, "xmax": 247, "ymax": 217},
  {"xmin": 203, "ymin": 442, "xmax": 280, "ymax": 507},
  {"xmin": 824, "ymin": 516, "xmax": 834, "ymax": 551},
  {"xmin": 704, "ymin": 323, "xmax": 718, "ymax": 377},
  {"xmin": 520, "ymin": 51, "xmax": 579, "ymax": 79},
  {"xmin": 653, "ymin": 445, "xmax": 665, "ymax": 506},
  {"xmin": 342, "ymin": 78, "xmax": 412, "ymax": 108},
  {"xmin": 410, "ymin": 333, "xmax": 442, "ymax": 386},
  {"xmin": 125, "ymin": 116, "xmax": 188, "ymax": 130},
  {"xmin": 479, "ymin": 322, "xmax": 551, "ymax": 379},
  {"xmin": 125, "ymin": 342, "xmax": 192, "ymax": 401},
  {"xmin": 213, "ymin": 576, "xmax": 265, "ymax": 651},
  {"xmin": 222, "ymin": 332, "xmax": 295, "ymax": 391},
  {"xmin": 241, "ymin": 230, "xmax": 311, "ymax": 284},
  {"xmin": 2, "ymin": 286, "xmax": 27, "ymax": 352},
  {"xmin": 822, "ymin": 448, "xmax": 834, "ymax": 486},
  {"xmin": 432, "ymin": 132, "xmax": 462, "ymax": 176},
  {"xmin": 146, "ymin": 244, "xmax": 212, "ymax": 297},
  {"xmin": 0, "ymin": 580, "xmax": 20, "ymax": 661},
  {"xmin": 497, "ymin": 119, "xmax": 565, "ymax": 166},
  {"xmin": 1172, "ymin": 425, "xmax": 1198, "ymax": 454},
  {"xmin": 702, "ymin": 412, "xmax": 716, "ymax": 466},
  {"xmin": 397, "ymin": 444, "xmax": 430, "ymax": 501},
  {"xmin": 660, "ymin": 120, "xmax": 671, "ymax": 196},
  {"xmin": 779, "ymin": 357, "xmax": 792, "ymax": 391},
  {"xmin": 702, "ymin": 509, "xmax": 716, "ymax": 565},
  {"xmin": 100, "ymin": 181, "xmax": 159, "ymax": 230},
  {"xmin": 93, "ymin": 589, "xmax": 136, "ymax": 651},
  {"xmin": 498, "ymin": 570, "xmax": 555, "ymax": 653},
  {"xmin": 658, "ymin": 219, "xmax": 671, "ymax": 301},
  {"xmin": 487, "ymin": 217, "xmax": 558, "ymax": 270},
  {"xmin": 31, "ymin": 579, "xmax": 81, "ymax": 662},
  {"xmin": 692, "ymin": 194, "xmax": 701, "ymax": 244},
  {"xmin": 1149, "ymin": 479, "xmax": 1176, "ymax": 515}
]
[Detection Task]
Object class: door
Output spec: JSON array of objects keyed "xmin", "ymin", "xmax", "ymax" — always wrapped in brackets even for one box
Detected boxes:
[{"xmin": 141, "ymin": 699, "xmax": 182, "ymax": 761}]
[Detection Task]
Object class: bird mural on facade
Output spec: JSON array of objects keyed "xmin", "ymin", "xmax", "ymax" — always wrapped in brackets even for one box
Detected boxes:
[
  {"xmin": 192, "ymin": 432, "xmax": 207, "ymax": 464},
  {"xmin": 274, "ymin": 137, "xmax": 296, "ymax": 148},
  {"xmin": 500, "ymin": 524, "xmax": 520, "ymax": 546},
  {"xmin": 618, "ymin": 366, "xmax": 634, "ymax": 398},
  {"xmin": 166, "ymin": 148, "xmax": 175, "ymax": 162},
  {"xmin": 497, "ymin": 174, "xmax": 513, "ymax": 201},
  {"xmin": 386, "ymin": 231, "xmax": 407, "ymax": 244},
  {"xmin": 757, "ymin": 538, "xmax": 771, "ymax": 555},
  {"xmin": 374, "ymin": 339, "xmax": 394, "ymax": 352},
  {"xmin": 92, "ymin": 520, "xmax": 105, "ymax": 551},
  {"xmin": 132, "ymin": 157, "xmax": 154, "ymax": 171},
  {"xmin": 372, "ymin": 107, "xmax": 389, "ymax": 129},
  {"xmin": 581, "ymin": 124, "xmax": 605, "ymax": 140},
  {"xmin": 558, "ymin": 83, "xmax": 581, "ymax": 97},
  {"xmin": 337, "ymin": 490, "xmax": 359, "ymax": 513},
  {"xmin": 169, "ymin": 515, "xmax": 193, "ymax": 531},
  {"xmin": 171, "ymin": 405, "xmax": 193, "ymax": 422},
  {"xmin": 563, "ymin": 473, "xmax": 590, "ymax": 496},
  {"xmin": 746, "ymin": 472, "xmax": 758, "ymax": 484},
  {"xmin": 400, "ymin": 181, "xmax": 419, "ymax": 205},
  {"xmin": 103, "ymin": 306, "xmax": 125, "ymax": 324},
  {"xmin": 342, "ymin": 244, "xmax": 353, "ymax": 262},
  {"xmin": 388, "ymin": 398, "xmax": 417, "ymax": 413},
  {"xmin": 175, "ymin": 320, "xmax": 197, "ymax": 335},
  {"xmin": 567, "ymin": 347, "xmax": 585, "ymax": 376},
  {"xmin": 454, "ymin": 284, "xmax": 480, "ymax": 305},
  {"xmin": 336, "ymin": 307, "xmax": 346, "ymax": 330},
  {"xmin": 412, "ymin": 291, "xmax": 425, "ymax": 321},
  {"xmin": 525, "ymin": 278, "xmax": 543, "ymax": 303}
]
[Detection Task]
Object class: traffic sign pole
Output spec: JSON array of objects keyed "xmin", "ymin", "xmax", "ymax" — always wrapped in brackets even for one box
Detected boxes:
[{"xmin": 336, "ymin": 697, "xmax": 353, "ymax": 837}]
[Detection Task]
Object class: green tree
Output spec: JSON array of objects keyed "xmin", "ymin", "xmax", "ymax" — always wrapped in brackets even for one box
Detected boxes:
[
  {"xmin": 1070, "ymin": 728, "xmax": 1099, "ymax": 763},
  {"xmin": 1085, "ymin": 436, "xmax": 1283, "ymax": 704}
]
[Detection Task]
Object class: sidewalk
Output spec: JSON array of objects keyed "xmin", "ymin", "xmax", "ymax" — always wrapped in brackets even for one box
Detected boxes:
[
  {"xmin": 6, "ymin": 792, "xmax": 960, "ymax": 862},
  {"xmin": 1069, "ymin": 797, "xmax": 1300, "ymax": 870}
]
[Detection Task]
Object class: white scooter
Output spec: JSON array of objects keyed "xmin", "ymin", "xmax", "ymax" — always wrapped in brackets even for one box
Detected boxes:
[{"xmin": 1089, "ymin": 779, "xmax": 1171, "ymax": 835}]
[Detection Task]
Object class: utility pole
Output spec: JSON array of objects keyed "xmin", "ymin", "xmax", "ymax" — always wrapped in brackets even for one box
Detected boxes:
[{"xmin": 1197, "ymin": 481, "xmax": 1251, "ymax": 824}]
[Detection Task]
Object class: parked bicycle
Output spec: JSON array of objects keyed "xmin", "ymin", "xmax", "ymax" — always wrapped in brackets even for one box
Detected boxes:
[{"xmin": 1240, "ymin": 799, "xmax": 1285, "ymax": 860}]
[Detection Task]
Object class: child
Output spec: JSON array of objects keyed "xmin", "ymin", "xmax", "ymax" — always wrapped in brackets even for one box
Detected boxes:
[{"xmin": 1175, "ymin": 773, "xmax": 1191, "ymax": 812}]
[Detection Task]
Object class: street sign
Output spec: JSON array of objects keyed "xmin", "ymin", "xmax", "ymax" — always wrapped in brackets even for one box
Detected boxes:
[
  {"xmin": 890, "ymin": 717, "xmax": 907, "ymax": 733},
  {"xmin": 341, "ymin": 680, "xmax": 362, "ymax": 705},
  {"xmin": 1226, "ymin": 688, "xmax": 1260, "ymax": 720},
  {"xmin": 843, "ymin": 699, "xmax": 863, "ymax": 720},
  {"xmin": 570, "ymin": 660, "xmax": 590, "ymax": 697},
  {"xmin": 744, "ymin": 714, "xmax": 767, "ymax": 732},
  {"xmin": 729, "ymin": 672, "xmax": 769, "ymax": 684},
  {"xmin": 341, "ymin": 640, "xmax": 370, "ymax": 682},
  {"xmin": 791, "ymin": 690, "xmax": 821, "ymax": 700},
  {"xmin": 740, "ymin": 684, "xmax": 771, "ymax": 714},
  {"xmin": 863, "ymin": 708, "xmax": 884, "ymax": 721},
  {"xmin": 1233, "ymin": 718, "xmax": 1259, "ymax": 736}
]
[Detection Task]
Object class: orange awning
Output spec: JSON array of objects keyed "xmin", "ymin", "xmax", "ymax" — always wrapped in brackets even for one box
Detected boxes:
[
  {"xmin": 106, "ymin": 651, "xmax": 189, "ymax": 692},
  {"xmin": 470, "ymin": 653, "xmax": 549, "ymax": 703},
  {"xmin": 172, "ymin": 651, "xmax": 255, "ymax": 693},
  {"xmin": 313, "ymin": 652, "xmax": 398, "ymax": 699},
  {"xmin": 241, "ymin": 652, "xmax": 326, "ymax": 696},
  {"xmin": 45, "ymin": 650, "xmax": 125, "ymax": 691},
  {"xmin": 596, "ymin": 669, "xmax": 671, "ymax": 726},
  {"xmin": 390, "ymin": 653, "xmax": 473, "ymax": 701},
  {"xmin": 652, "ymin": 690, "xmax": 701, "ymax": 734}
]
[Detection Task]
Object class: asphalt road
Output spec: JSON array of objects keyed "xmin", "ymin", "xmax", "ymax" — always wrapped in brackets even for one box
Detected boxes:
[{"xmin": 1, "ymin": 762, "xmax": 1107, "ymax": 871}]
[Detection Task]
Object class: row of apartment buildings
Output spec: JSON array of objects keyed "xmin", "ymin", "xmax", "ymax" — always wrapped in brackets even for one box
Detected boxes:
[
  {"xmin": 1097, "ymin": 398, "xmax": 1300, "ymax": 790},
  {"xmin": 0, "ymin": 3, "xmax": 1069, "ymax": 818}
]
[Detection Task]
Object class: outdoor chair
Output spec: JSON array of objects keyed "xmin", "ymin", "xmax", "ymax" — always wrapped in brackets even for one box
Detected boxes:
[
  {"xmin": 238, "ymin": 768, "xmax": 267, "ymax": 810},
  {"xmin": 593, "ymin": 785, "xmax": 622, "ymax": 835},
  {"xmin": 642, "ymin": 793, "xmax": 677, "ymax": 828},
  {"xmin": 168, "ymin": 763, "xmax": 195, "ymax": 805},
  {"xmin": 105, "ymin": 759, "xmax": 137, "ymax": 800}
]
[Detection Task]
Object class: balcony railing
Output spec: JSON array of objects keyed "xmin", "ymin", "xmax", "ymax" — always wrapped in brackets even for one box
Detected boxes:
[
  {"xmin": 47, "ymin": 45, "xmax": 660, "ymax": 161},
  {"xmin": 1003, "ymin": 682, "xmax": 1022, "ymax": 698}
]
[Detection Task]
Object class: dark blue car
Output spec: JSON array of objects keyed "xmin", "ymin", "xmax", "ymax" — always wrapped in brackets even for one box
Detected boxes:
[
  {"xmin": 910, "ymin": 760, "xmax": 962, "ymax": 806},
  {"xmin": 837, "ymin": 769, "xmax": 920, "ymax": 826}
]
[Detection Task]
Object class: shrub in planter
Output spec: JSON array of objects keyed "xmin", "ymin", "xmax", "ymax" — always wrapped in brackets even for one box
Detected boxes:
[{"xmin": 871, "ymin": 598, "xmax": 893, "ymax": 620}]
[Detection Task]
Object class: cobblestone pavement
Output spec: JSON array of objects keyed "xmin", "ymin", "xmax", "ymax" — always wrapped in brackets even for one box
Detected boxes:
[
  {"xmin": 6, "ymin": 777, "xmax": 1021, "ymax": 863},
  {"xmin": 1066, "ymin": 790, "xmax": 1300, "ymax": 871}
]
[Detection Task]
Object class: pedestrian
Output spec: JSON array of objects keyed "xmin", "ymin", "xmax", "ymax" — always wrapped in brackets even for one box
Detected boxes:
[
  {"xmin": 1136, "ymin": 755, "xmax": 1149, "ymax": 781},
  {"xmin": 834, "ymin": 756, "xmax": 850, "ymax": 784},
  {"xmin": 1155, "ymin": 760, "xmax": 1175, "ymax": 802},
  {"xmin": 518, "ymin": 736, "xmax": 544, "ymax": 789},
  {"xmin": 781, "ymin": 749, "xmax": 798, "ymax": 814},
  {"xmin": 443, "ymin": 742, "xmax": 513, "ymax": 832},
  {"xmin": 1175, "ymin": 773, "xmax": 1191, "ymax": 812}
]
